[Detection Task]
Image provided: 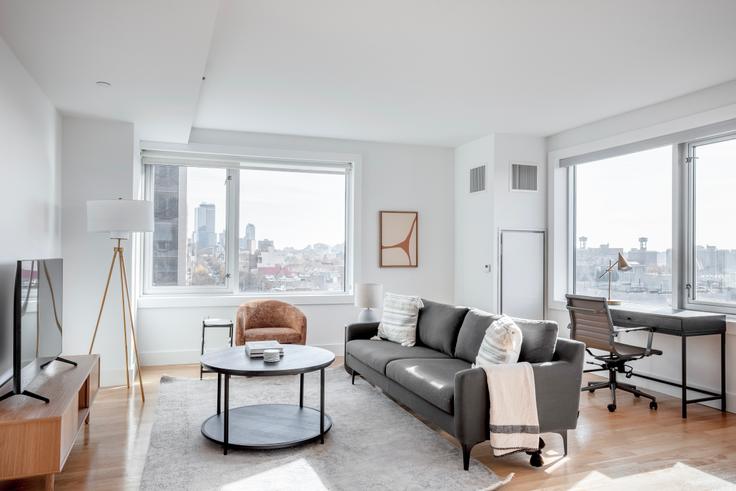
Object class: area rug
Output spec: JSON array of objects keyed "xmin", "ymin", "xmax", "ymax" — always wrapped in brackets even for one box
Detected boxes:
[{"xmin": 140, "ymin": 368, "xmax": 511, "ymax": 490}]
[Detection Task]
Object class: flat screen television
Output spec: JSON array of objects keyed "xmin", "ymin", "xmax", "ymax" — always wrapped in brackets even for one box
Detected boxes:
[{"xmin": 0, "ymin": 258, "xmax": 68, "ymax": 403}]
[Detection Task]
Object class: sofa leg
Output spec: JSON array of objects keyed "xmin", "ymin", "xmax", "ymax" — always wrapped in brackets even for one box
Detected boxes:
[
  {"xmin": 461, "ymin": 444, "xmax": 471, "ymax": 470},
  {"xmin": 351, "ymin": 372, "xmax": 356, "ymax": 385},
  {"xmin": 559, "ymin": 431, "xmax": 568, "ymax": 456}
]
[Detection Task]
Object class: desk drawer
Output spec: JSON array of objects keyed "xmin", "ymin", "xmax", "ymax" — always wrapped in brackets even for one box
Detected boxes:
[{"xmin": 611, "ymin": 311, "xmax": 682, "ymax": 333}]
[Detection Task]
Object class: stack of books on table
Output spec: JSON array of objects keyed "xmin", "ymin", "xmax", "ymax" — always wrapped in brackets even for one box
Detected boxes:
[{"xmin": 245, "ymin": 340, "xmax": 284, "ymax": 358}]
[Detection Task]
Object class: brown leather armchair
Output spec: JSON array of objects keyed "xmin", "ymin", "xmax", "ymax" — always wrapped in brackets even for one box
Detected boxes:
[{"xmin": 235, "ymin": 300, "xmax": 307, "ymax": 345}]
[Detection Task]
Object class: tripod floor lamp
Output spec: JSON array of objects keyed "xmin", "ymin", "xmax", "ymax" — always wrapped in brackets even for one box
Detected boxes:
[{"xmin": 87, "ymin": 198, "xmax": 153, "ymax": 401}]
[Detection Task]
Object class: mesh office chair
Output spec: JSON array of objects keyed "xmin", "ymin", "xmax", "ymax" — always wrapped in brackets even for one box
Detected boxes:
[{"xmin": 566, "ymin": 294, "xmax": 662, "ymax": 412}]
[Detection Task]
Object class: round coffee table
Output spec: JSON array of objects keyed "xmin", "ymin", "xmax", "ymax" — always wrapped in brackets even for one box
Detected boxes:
[{"xmin": 200, "ymin": 344, "xmax": 335, "ymax": 454}]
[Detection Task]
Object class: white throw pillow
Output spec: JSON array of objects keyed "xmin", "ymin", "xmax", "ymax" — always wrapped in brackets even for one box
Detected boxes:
[
  {"xmin": 375, "ymin": 293, "xmax": 424, "ymax": 347},
  {"xmin": 473, "ymin": 315, "xmax": 523, "ymax": 367}
]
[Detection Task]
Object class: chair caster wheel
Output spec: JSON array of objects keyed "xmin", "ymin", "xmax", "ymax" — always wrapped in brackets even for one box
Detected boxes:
[
  {"xmin": 649, "ymin": 401, "xmax": 658, "ymax": 410},
  {"xmin": 529, "ymin": 452, "xmax": 543, "ymax": 467},
  {"xmin": 607, "ymin": 404, "xmax": 616, "ymax": 412}
]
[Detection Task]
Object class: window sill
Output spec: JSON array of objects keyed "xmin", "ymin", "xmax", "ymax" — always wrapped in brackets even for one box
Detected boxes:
[{"xmin": 137, "ymin": 293, "xmax": 355, "ymax": 309}]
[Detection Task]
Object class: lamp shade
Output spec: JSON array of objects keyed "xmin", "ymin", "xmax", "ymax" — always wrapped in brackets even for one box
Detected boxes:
[
  {"xmin": 355, "ymin": 283, "xmax": 383, "ymax": 308},
  {"xmin": 87, "ymin": 199, "xmax": 153, "ymax": 238},
  {"xmin": 616, "ymin": 252, "xmax": 632, "ymax": 271}
]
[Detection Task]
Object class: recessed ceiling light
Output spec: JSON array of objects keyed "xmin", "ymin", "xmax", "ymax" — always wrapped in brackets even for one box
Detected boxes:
[{"xmin": 95, "ymin": 81, "xmax": 111, "ymax": 88}]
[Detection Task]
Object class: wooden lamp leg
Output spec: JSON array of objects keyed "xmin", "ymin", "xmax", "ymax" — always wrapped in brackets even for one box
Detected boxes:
[
  {"xmin": 117, "ymin": 248, "xmax": 131, "ymax": 389},
  {"xmin": 120, "ymin": 248, "xmax": 146, "ymax": 402},
  {"xmin": 89, "ymin": 248, "xmax": 118, "ymax": 354}
]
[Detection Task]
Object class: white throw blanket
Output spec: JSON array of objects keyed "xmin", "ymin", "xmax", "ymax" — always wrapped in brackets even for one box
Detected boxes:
[{"xmin": 482, "ymin": 362, "xmax": 540, "ymax": 456}]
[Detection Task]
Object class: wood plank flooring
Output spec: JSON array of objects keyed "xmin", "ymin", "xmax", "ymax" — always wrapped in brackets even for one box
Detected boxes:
[{"xmin": 1, "ymin": 358, "xmax": 734, "ymax": 490}]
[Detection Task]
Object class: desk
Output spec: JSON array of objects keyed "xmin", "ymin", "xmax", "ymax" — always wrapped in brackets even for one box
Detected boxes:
[{"xmin": 609, "ymin": 305, "xmax": 726, "ymax": 418}]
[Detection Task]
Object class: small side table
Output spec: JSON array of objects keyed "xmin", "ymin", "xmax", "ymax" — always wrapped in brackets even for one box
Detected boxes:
[{"xmin": 201, "ymin": 318, "xmax": 234, "ymax": 379}]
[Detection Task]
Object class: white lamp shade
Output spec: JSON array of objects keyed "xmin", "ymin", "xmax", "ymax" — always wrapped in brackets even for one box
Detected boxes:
[
  {"xmin": 87, "ymin": 199, "xmax": 154, "ymax": 237},
  {"xmin": 355, "ymin": 283, "xmax": 383, "ymax": 308}
]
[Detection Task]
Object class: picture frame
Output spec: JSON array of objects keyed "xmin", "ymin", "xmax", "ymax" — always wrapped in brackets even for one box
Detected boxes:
[{"xmin": 379, "ymin": 211, "xmax": 418, "ymax": 267}]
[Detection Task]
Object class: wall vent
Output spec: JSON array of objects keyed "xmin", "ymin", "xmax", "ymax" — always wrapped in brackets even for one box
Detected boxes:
[
  {"xmin": 469, "ymin": 165, "xmax": 486, "ymax": 193},
  {"xmin": 510, "ymin": 162, "xmax": 538, "ymax": 192}
]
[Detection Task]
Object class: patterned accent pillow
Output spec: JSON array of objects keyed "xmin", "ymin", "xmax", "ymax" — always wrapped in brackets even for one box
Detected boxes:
[
  {"xmin": 473, "ymin": 315, "xmax": 523, "ymax": 367},
  {"xmin": 375, "ymin": 293, "xmax": 424, "ymax": 346}
]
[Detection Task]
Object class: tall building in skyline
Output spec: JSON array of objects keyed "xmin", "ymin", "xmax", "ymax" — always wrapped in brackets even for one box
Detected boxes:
[
  {"xmin": 243, "ymin": 223, "xmax": 256, "ymax": 253},
  {"xmin": 151, "ymin": 165, "xmax": 187, "ymax": 286},
  {"xmin": 195, "ymin": 202, "xmax": 216, "ymax": 250}
]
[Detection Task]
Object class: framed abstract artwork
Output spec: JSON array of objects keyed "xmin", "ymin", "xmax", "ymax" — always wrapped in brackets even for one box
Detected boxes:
[{"xmin": 380, "ymin": 211, "xmax": 418, "ymax": 267}]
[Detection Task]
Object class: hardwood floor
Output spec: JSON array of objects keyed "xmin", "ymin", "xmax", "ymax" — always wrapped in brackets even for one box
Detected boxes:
[{"xmin": 2, "ymin": 359, "xmax": 735, "ymax": 490}]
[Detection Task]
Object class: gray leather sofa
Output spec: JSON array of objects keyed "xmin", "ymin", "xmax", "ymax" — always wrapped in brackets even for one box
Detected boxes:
[{"xmin": 344, "ymin": 299, "xmax": 585, "ymax": 469}]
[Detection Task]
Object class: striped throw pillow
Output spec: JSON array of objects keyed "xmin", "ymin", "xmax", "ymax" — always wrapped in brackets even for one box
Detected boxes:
[
  {"xmin": 375, "ymin": 293, "xmax": 424, "ymax": 347},
  {"xmin": 474, "ymin": 315, "xmax": 523, "ymax": 367}
]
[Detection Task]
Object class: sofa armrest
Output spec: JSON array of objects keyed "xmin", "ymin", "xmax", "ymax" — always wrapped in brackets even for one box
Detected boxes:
[
  {"xmin": 531, "ymin": 338, "xmax": 585, "ymax": 432},
  {"xmin": 345, "ymin": 322, "xmax": 379, "ymax": 342},
  {"xmin": 453, "ymin": 367, "xmax": 489, "ymax": 446}
]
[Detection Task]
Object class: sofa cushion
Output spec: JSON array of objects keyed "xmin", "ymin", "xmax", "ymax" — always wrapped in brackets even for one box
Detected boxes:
[
  {"xmin": 416, "ymin": 299, "xmax": 469, "ymax": 356},
  {"xmin": 455, "ymin": 309, "xmax": 559, "ymax": 364},
  {"xmin": 346, "ymin": 339, "xmax": 449, "ymax": 374},
  {"xmin": 386, "ymin": 358, "xmax": 471, "ymax": 414}
]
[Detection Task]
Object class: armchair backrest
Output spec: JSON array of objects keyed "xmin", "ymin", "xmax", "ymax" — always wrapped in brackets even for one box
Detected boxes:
[
  {"xmin": 236, "ymin": 300, "xmax": 307, "ymax": 340},
  {"xmin": 565, "ymin": 294, "xmax": 614, "ymax": 352}
]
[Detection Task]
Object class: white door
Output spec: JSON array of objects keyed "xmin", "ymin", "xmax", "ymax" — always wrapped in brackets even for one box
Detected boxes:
[{"xmin": 500, "ymin": 230, "xmax": 545, "ymax": 319}]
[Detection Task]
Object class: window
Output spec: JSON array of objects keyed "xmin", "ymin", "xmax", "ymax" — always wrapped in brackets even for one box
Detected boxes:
[
  {"xmin": 151, "ymin": 165, "xmax": 229, "ymax": 288},
  {"xmin": 573, "ymin": 146, "xmax": 673, "ymax": 306},
  {"xmin": 686, "ymin": 135, "xmax": 736, "ymax": 309},
  {"xmin": 145, "ymin": 158, "xmax": 351, "ymax": 297},
  {"xmin": 238, "ymin": 168, "xmax": 346, "ymax": 293}
]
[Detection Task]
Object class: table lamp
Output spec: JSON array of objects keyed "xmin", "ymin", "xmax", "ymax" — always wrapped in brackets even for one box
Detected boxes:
[
  {"xmin": 87, "ymin": 198, "xmax": 153, "ymax": 401},
  {"xmin": 598, "ymin": 252, "xmax": 631, "ymax": 305},
  {"xmin": 355, "ymin": 283, "xmax": 383, "ymax": 322}
]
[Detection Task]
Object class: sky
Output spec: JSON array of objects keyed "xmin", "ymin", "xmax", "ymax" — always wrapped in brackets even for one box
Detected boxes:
[
  {"xmin": 183, "ymin": 166, "xmax": 345, "ymax": 250},
  {"xmin": 576, "ymin": 138, "xmax": 736, "ymax": 252}
]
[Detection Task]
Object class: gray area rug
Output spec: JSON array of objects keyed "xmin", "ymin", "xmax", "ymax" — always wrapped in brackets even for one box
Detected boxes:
[{"xmin": 140, "ymin": 368, "xmax": 510, "ymax": 490}]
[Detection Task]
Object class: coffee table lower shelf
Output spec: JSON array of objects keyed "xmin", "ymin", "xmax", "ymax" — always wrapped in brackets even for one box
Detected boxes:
[{"xmin": 201, "ymin": 404, "xmax": 333, "ymax": 450}]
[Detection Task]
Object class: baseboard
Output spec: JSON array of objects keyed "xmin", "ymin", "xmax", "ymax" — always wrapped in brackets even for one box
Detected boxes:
[{"xmin": 141, "ymin": 343, "xmax": 345, "ymax": 367}]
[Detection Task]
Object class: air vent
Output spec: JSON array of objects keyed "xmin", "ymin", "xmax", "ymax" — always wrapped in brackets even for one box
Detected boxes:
[
  {"xmin": 510, "ymin": 162, "xmax": 538, "ymax": 192},
  {"xmin": 469, "ymin": 165, "xmax": 486, "ymax": 193}
]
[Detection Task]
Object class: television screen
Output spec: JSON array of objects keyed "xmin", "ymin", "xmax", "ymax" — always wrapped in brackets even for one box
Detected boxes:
[{"xmin": 16, "ymin": 259, "xmax": 63, "ymax": 378}]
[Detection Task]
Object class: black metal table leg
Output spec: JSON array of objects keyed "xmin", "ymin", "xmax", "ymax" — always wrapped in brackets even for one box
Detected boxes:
[
  {"xmin": 722, "ymin": 332, "xmax": 727, "ymax": 412},
  {"xmin": 200, "ymin": 322, "xmax": 205, "ymax": 380},
  {"xmin": 320, "ymin": 368, "xmax": 325, "ymax": 444},
  {"xmin": 224, "ymin": 374, "xmax": 230, "ymax": 455},
  {"xmin": 217, "ymin": 373, "xmax": 222, "ymax": 415},
  {"xmin": 299, "ymin": 373, "xmax": 304, "ymax": 408},
  {"xmin": 681, "ymin": 336, "xmax": 687, "ymax": 419}
]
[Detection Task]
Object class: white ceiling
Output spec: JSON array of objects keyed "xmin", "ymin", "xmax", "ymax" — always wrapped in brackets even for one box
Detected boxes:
[
  {"xmin": 0, "ymin": 0, "xmax": 219, "ymax": 142},
  {"xmin": 2, "ymin": 0, "xmax": 736, "ymax": 146}
]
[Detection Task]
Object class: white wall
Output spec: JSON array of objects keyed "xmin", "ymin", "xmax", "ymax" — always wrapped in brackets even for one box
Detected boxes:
[
  {"xmin": 137, "ymin": 128, "xmax": 455, "ymax": 364},
  {"xmin": 453, "ymin": 135, "xmax": 494, "ymax": 311},
  {"xmin": 545, "ymin": 81, "xmax": 736, "ymax": 412},
  {"xmin": 61, "ymin": 116, "xmax": 136, "ymax": 386},
  {"xmin": 453, "ymin": 133, "xmax": 547, "ymax": 313},
  {"xmin": 0, "ymin": 36, "xmax": 61, "ymax": 383}
]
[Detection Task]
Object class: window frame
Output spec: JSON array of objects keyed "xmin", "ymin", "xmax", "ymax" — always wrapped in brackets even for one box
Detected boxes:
[
  {"xmin": 683, "ymin": 131, "xmax": 736, "ymax": 314},
  {"xmin": 141, "ymin": 158, "xmax": 354, "ymax": 299},
  {"xmin": 566, "ymin": 127, "xmax": 736, "ymax": 316}
]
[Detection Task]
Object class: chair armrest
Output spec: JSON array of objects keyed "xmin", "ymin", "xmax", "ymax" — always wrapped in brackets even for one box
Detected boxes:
[
  {"xmin": 531, "ymin": 338, "xmax": 585, "ymax": 431},
  {"xmin": 453, "ymin": 367, "xmax": 489, "ymax": 446},
  {"xmin": 345, "ymin": 322, "xmax": 379, "ymax": 342}
]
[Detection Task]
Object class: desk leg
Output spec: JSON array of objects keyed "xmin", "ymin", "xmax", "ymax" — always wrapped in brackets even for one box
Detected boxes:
[
  {"xmin": 224, "ymin": 374, "xmax": 230, "ymax": 455},
  {"xmin": 682, "ymin": 336, "xmax": 687, "ymax": 419},
  {"xmin": 722, "ymin": 332, "xmax": 727, "ymax": 412}
]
